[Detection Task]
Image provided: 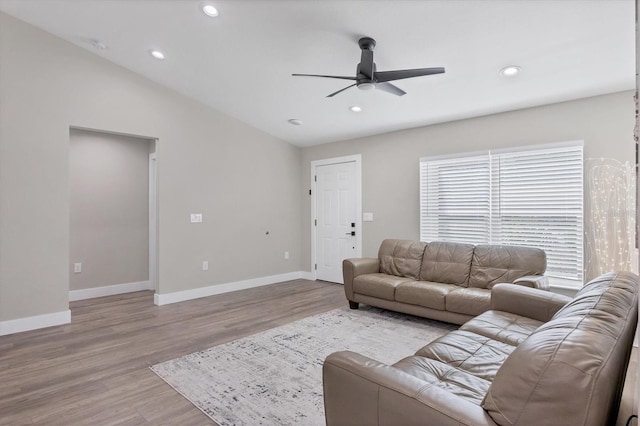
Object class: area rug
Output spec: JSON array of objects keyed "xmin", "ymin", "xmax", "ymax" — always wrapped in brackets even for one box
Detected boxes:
[{"xmin": 151, "ymin": 306, "xmax": 456, "ymax": 425}]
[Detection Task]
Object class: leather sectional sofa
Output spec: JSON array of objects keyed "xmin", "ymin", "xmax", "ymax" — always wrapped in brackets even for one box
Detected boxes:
[
  {"xmin": 324, "ymin": 271, "xmax": 639, "ymax": 425},
  {"xmin": 343, "ymin": 239, "xmax": 548, "ymax": 325}
]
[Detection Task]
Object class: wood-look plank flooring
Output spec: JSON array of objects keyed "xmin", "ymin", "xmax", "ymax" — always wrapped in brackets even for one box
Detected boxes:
[
  {"xmin": 1, "ymin": 279, "xmax": 637, "ymax": 425},
  {"xmin": 0, "ymin": 279, "xmax": 346, "ymax": 425}
]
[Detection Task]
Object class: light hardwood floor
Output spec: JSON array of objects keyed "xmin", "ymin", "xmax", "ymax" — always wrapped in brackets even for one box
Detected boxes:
[
  {"xmin": 1, "ymin": 280, "xmax": 637, "ymax": 425},
  {"xmin": 0, "ymin": 279, "xmax": 345, "ymax": 425}
]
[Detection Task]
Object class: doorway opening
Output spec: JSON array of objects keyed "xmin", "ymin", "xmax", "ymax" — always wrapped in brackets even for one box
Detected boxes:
[{"xmin": 69, "ymin": 127, "xmax": 157, "ymax": 301}]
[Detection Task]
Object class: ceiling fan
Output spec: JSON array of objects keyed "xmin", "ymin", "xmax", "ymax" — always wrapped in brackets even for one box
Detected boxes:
[{"xmin": 293, "ymin": 37, "xmax": 445, "ymax": 97}]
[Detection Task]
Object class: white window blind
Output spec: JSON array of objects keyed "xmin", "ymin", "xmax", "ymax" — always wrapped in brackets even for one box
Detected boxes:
[
  {"xmin": 420, "ymin": 142, "xmax": 584, "ymax": 286},
  {"xmin": 420, "ymin": 153, "xmax": 491, "ymax": 245}
]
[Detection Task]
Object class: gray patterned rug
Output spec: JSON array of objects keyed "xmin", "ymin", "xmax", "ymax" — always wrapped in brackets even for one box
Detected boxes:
[{"xmin": 150, "ymin": 306, "xmax": 456, "ymax": 426}]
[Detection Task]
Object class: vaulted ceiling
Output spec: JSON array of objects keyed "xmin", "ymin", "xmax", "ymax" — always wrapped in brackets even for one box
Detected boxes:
[{"xmin": 0, "ymin": 0, "xmax": 634, "ymax": 147}]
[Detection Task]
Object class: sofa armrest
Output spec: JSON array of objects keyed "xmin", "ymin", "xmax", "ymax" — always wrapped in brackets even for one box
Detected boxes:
[
  {"xmin": 512, "ymin": 275, "xmax": 550, "ymax": 290},
  {"xmin": 491, "ymin": 284, "xmax": 572, "ymax": 322},
  {"xmin": 342, "ymin": 258, "xmax": 379, "ymax": 300},
  {"xmin": 323, "ymin": 351, "xmax": 497, "ymax": 426}
]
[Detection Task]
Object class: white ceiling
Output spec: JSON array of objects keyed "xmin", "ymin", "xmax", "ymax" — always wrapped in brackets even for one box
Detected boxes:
[{"xmin": 0, "ymin": 0, "xmax": 635, "ymax": 147}]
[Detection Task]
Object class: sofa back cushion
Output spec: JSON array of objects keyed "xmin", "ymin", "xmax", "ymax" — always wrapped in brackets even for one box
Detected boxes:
[
  {"xmin": 378, "ymin": 239, "xmax": 426, "ymax": 279},
  {"xmin": 419, "ymin": 241, "xmax": 474, "ymax": 286},
  {"xmin": 468, "ymin": 245, "xmax": 546, "ymax": 289},
  {"xmin": 482, "ymin": 271, "xmax": 639, "ymax": 426}
]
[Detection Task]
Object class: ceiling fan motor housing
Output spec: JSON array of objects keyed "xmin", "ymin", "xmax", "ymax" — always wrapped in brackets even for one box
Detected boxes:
[{"xmin": 356, "ymin": 62, "xmax": 377, "ymax": 89}]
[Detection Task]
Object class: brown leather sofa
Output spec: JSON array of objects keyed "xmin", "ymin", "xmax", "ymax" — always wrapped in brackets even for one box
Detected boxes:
[
  {"xmin": 343, "ymin": 239, "xmax": 548, "ymax": 325},
  {"xmin": 324, "ymin": 271, "xmax": 639, "ymax": 426}
]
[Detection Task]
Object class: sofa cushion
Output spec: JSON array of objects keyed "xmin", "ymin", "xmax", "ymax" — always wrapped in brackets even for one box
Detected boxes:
[
  {"xmin": 395, "ymin": 281, "xmax": 458, "ymax": 310},
  {"xmin": 445, "ymin": 287, "xmax": 491, "ymax": 316},
  {"xmin": 353, "ymin": 273, "xmax": 413, "ymax": 301},
  {"xmin": 468, "ymin": 245, "xmax": 546, "ymax": 289},
  {"xmin": 420, "ymin": 241, "xmax": 474, "ymax": 286},
  {"xmin": 378, "ymin": 239, "xmax": 426, "ymax": 279},
  {"xmin": 460, "ymin": 310, "xmax": 543, "ymax": 346},
  {"xmin": 392, "ymin": 356, "xmax": 491, "ymax": 405},
  {"xmin": 482, "ymin": 271, "xmax": 639, "ymax": 426},
  {"xmin": 415, "ymin": 330, "xmax": 516, "ymax": 382}
]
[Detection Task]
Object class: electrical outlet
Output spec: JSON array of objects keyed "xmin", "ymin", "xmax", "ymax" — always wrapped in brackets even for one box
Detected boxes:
[
  {"xmin": 190, "ymin": 213, "xmax": 203, "ymax": 223},
  {"xmin": 202, "ymin": 261, "xmax": 209, "ymax": 271},
  {"xmin": 284, "ymin": 251, "xmax": 289, "ymax": 260},
  {"xmin": 73, "ymin": 263, "xmax": 82, "ymax": 273}
]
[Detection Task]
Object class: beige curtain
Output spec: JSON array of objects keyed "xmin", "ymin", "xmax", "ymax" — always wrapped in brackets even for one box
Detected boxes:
[{"xmin": 584, "ymin": 158, "xmax": 636, "ymax": 281}]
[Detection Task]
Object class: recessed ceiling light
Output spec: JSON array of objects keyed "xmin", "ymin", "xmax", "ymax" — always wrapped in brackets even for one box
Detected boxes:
[
  {"xmin": 202, "ymin": 4, "xmax": 219, "ymax": 17},
  {"xmin": 349, "ymin": 106, "xmax": 362, "ymax": 113},
  {"xmin": 150, "ymin": 50, "xmax": 165, "ymax": 60},
  {"xmin": 500, "ymin": 66, "xmax": 521, "ymax": 77},
  {"xmin": 288, "ymin": 119, "xmax": 303, "ymax": 126}
]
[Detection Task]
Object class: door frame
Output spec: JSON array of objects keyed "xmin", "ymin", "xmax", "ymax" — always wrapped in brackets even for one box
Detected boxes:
[
  {"xmin": 310, "ymin": 154, "xmax": 362, "ymax": 281},
  {"xmin": 149, "ymin": 152, "xmax": 157, "ymax": 291}
]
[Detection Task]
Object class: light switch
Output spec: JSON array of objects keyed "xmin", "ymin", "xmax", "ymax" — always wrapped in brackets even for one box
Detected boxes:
[
  {"xmin": 190, "ymin": 213, "xmax": 203, "ymax": 223},
  {"xmin": 363, "ymin": 212, "xmax": 374, "ymax": 222},
  {"xmin": 74, "ymin": 263, "xmax": 82, "ymax": 273}
]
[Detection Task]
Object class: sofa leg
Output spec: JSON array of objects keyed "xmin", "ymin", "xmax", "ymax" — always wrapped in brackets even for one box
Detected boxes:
[{"xmin": 349, "ymin": 301, "xmax": 359, "ymax": 310}]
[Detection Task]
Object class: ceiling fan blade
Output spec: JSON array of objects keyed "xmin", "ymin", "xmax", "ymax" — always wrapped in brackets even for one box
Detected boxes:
[
  {"xmin": 359, "ymin": 49, "xmax": 374, "ymax": 79},
  {"xmin": 292, "ymin": 73, "xmax": 357, "ymax": 81},
  {"xmin": 376, "ymin": 82, "xmax": 406, "ymax": 96},
  {"xmin": 375, "ymin": 67, "xmax": 445, "ymax": 83},
  {"xmin": 327, "ymin": 83, "xmax": 357, "ymax": 98}
]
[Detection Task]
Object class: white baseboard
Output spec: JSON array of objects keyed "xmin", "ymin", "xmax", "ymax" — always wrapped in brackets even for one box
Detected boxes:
[
  {"xmin": 69, "ymin": 280, "xmax": 153, "ymax": 302},
  {"xmin": 300, "ymin": 271, "xmax": 315, "ymax": 281},
  {"xmin": 0, "ymin": 309, "xmax": 71, "ymax": 336},
  {"xmin": 154, "ymin": 271, "xmax": 313, "ymax": 306}
]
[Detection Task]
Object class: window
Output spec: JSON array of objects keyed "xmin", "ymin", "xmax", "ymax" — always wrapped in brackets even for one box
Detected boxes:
[{"xmin": 420, "ymin": 141, "xmax": 584, "ymax": 286}]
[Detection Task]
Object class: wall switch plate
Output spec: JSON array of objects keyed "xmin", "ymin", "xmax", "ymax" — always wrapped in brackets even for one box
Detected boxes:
[
  {"xmin": 363, "ymin": 212, "xmax": 374, "ymax": 222},
  {"xmin": 202, "ymin": 261, "xmax": 209, "ymax": 271},
  {"xmin": 190, "ymin": 213, "xmax": 203, "ymax": 223},
  {"xmin": 284, "ymin": 251, "xmax": 289, "ymax": 260},
  {"xmin": 73, "ymin": 263, "xmax": 82, "ymax": 273}
]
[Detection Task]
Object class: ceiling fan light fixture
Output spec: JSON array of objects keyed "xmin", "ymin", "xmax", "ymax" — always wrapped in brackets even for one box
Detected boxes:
[
  {"xmin": 349, "ymin": 106, "xmax": 362, "ymax": 113},
  {"xmin": 357, "ymin": 82, "xmax": 376, "ymax": 91},
  {"xmin": 201, "ymin": 4, "xmax": 219, "ymax": 17},
  {"xmin": 150, "ymin": 49, "xmax": 165, "ymax": 60},
  {"xmin": 500, "ymin": 66, "xmax": 521, "ymax": 77}
]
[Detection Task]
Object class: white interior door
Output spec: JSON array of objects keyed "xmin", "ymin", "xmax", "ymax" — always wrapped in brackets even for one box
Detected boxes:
[{"xmin": 314, "ymin": 160, "xmax": 359, "ymax": 283}]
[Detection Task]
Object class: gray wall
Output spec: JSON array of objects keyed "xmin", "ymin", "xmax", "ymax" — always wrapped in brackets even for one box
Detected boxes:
[
  {"xmin": 69, "ymin": 129, "xmax": 150, "ymax": 291},
  {"xmin": 0, "ymin": 13, "xmax": 302, "ymax": 322},
  {"xmin": 0, "ymin": 10, "xmax": 634, "ymax": 323},
  {"xmin": 301, "ymin": 91, "xmax": 636, "ymax": 277}
]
